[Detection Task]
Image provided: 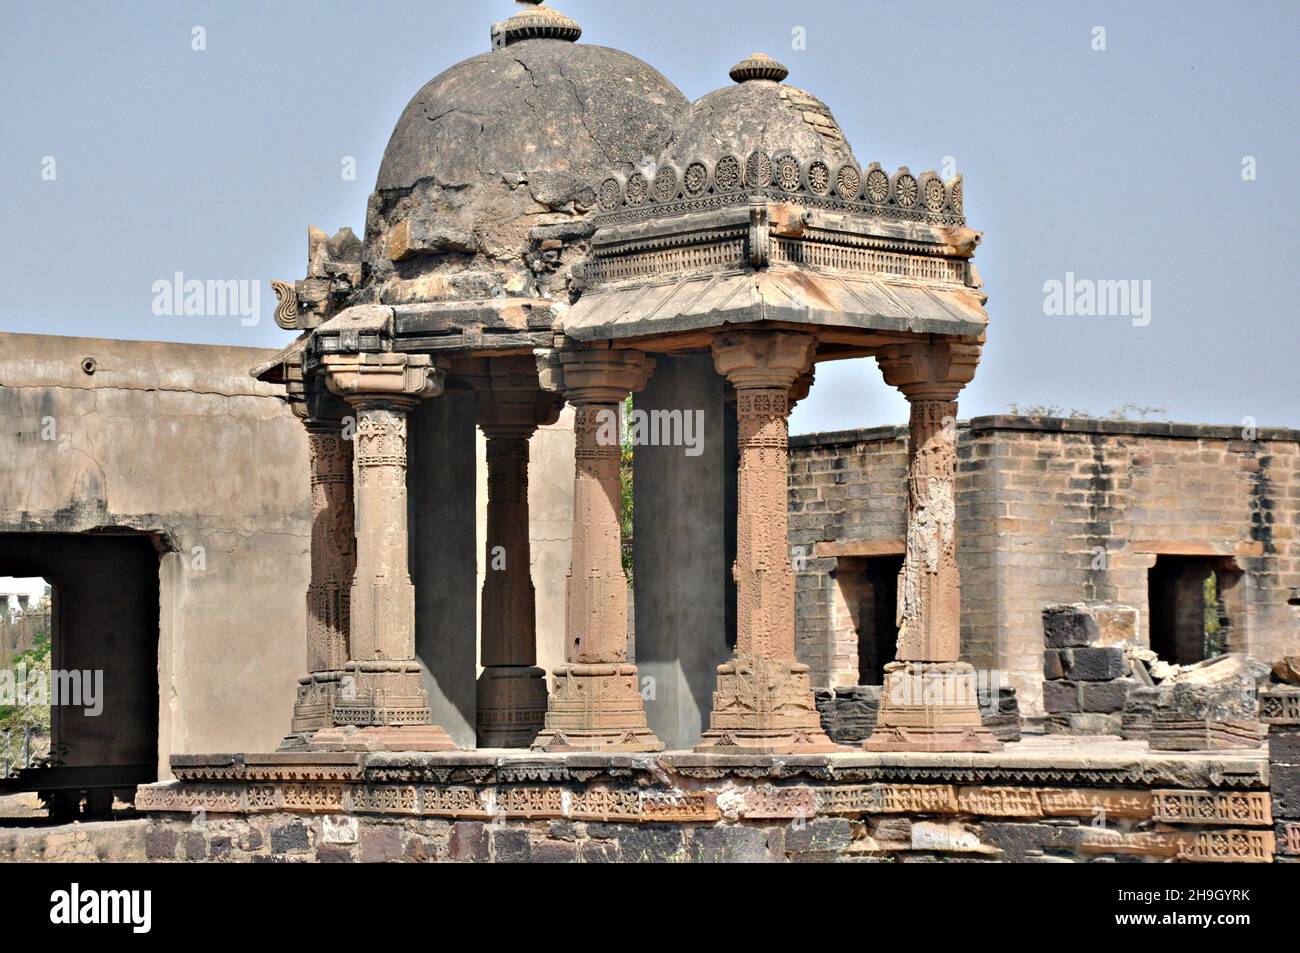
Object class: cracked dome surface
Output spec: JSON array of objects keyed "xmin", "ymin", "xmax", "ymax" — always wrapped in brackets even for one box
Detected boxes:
[
  {"xmin": 361, "ymin": 38, "xmax": 686, "ymax": 306},
  {"xmin": 660, "ymin": 79, "xmax": 856, "ymax": 170}
]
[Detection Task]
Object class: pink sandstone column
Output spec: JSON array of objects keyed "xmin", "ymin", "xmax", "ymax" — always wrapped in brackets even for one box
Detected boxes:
[
  {"xmin": 289, "ymin": 396, "xmax": 356, "ymax": 736},
  {"xmin": 311, "ymin": 353, "xmax": 456, "ymax": 752},
  {"xmin": 472, "ymin": 357, "xmax": 562, "ymax": 747},
  {"xmin": 697, "ymin": 332, "xmax": 840, "ymax": 753},
  {"xmin": 864, "ymin": 339, "xmax": 1001, "ymax": 752},
  {"xmin": 532, "ymin": 347, "xmax": 662, "ymax": 752}
]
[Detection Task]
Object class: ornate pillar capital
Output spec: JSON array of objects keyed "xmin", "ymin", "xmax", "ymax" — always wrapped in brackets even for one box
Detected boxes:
[
  {"xmin": 467, "ymin": 355, "xmax": 564, "ymax": 437},
  {"xmin": 536, "ymin": 347, "xmax": 655, "ymax": 404},
  {"xmin": 322, "ymin": 353, "xmax": 446, "ymax": 408},
  {"xmin": 711, "ymin": 331, "xmax": 816, "ymax": 390},
  {"xmin": 875, "ymin": 339, "xmax": 981, "ymax": 402}
]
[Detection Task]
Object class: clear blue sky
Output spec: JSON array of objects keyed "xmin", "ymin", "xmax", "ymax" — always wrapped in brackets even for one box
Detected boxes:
[{"xmin": 2, "ymin": 1, "xmax": 1295, "ymax": 433}]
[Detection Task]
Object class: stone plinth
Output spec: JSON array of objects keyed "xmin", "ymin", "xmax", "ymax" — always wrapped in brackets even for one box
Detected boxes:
[{"xmin": 126, "ymin": 739, "xmax": 1273, "ymax": 863}]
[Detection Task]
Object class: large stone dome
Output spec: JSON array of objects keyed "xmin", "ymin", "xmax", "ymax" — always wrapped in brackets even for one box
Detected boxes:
[
  {"xmin": 359, "ymin": 6, "xmax": 687, "ymax": 307},
  {"xmin": 377, "ymin": 41, "xmax": 686, "ymax": 194}
]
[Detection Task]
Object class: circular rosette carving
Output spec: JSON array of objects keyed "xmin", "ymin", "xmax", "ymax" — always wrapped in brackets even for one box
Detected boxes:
[
  {"xmin": 625, "ymin": 171, "xmax": 649, "ymax": 206},
  {"xmin": 864, "ymin": 165, "xmax": 889, "ymax": 204},
  {"xmin": 775, "ymin": 154, "xmax": 802, "ymax": 192},
  {"xmin": 950, "ymin": 177, "xmax": 963, "ymax": 213},
  {"xmin": 683, "ymin": 160, "xmax": 709, "ymax": 197},
  {"xmin": 921, "ymin": 173, "xmax": 946, "ymax": 212},
  {"xmin": 893, "ymin": 170, "xmax": 918, "ymax": 208},
  {"xmin": 597, "ymin": 177, "xmax": 623, "ymax": 212},
  {"xmin": 715, "ymin": 154, "xmax": 742, "ymax": 192},
  {"xmin": 652, "ymin": 165, "xmax": 678, "ymax": 203},
  {"xmin": 745, "ymin": 150, "xmax": 773, "ymax": 188},
  {"xmin": 805, "ymin": 159, "xmax": 831, "ymax": 196},
  {"xmin": 835, "ymin": 163, "xmax": 860, "ymax": 200}
]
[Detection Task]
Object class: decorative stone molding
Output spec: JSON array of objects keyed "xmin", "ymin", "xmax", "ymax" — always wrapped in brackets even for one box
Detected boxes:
[
  {"xmin": 595, "ymin": 154, "xmax": 965, "ymax": 228},
  {"xmin": 1152, "ymin": 790, "xmax": 1272, "ymax": 826}
]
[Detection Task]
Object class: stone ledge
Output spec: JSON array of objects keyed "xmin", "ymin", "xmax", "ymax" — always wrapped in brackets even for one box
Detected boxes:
[{"xmin": 789, "ymin": 416, "xmax": 1300, "ymax": 449}]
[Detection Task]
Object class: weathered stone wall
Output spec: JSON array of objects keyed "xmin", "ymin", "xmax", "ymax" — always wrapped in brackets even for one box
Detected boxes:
[
  {"xmin": 790, "ymin": 417, "xmax": 1300, "ymax": 717},
  {"xmin": 0, "ymin": 332, "xmax": 578, "ymax": 765},
  {"xmin": 0, "ymin": 332, "xmax": 312, "ymax": 773}
]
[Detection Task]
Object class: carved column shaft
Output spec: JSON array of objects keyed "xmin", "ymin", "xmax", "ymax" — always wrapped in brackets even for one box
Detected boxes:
[
  {"xmin": 481, "ymin": 429, "xmax": 536, "ymax": 668},
  {"xmin": 306, "ymin": 423, "xmax": 355, "ymax": 672},
  {"xmin": 733, "ymin": 386, "xmax": 796, "ymax": 661},
  {"xmin": 350, "ymin": 399, "xmax": 416, "ymax": 664},
  {"xmin": 898, "ymin": 398, "xmax": 960, "ymax": 662},
  {"xmin": 567, "ymin": 399, "xmax": 628, "ymax": 664}
]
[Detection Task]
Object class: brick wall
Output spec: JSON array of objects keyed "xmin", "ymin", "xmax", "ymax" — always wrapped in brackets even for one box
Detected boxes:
[{"xmin": 790, "ymin": 417, "xmax": 1300, "ymax": 716}]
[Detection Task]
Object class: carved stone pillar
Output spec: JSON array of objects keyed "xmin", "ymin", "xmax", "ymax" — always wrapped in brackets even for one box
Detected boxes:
[
  {"xmin": 697, "ymin": 332, "xmax": 839, "ymax": 753},
  {"xmin": 311, "ymin": 353, "xmax": 456, "ymax": 751},
  {"xmin": 471, "ymin": 357, "xmax": 562, "ymax": 747},
  {"xmin": 289, "ymin": 390, "xmax": 356, "ymax": 737},
  {"xmin": 531, "ymin": 347, "xmax": 662, "ymax": 752},
  {"xmin": 864, "ymin": 339, "xmax": 1001, "ymax": 752}
]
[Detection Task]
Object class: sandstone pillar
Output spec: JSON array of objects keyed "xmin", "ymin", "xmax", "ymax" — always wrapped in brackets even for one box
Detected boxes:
[
  {"xmin": 864, "ymin": 339, "xmax": 1000, "ymax": 751},
  {"xmin": 288, "ymin": 391, "xmax": 356, "ymax": 736},
  {"xmin": 471, "ymin": 357, "xmax": 562, "ymax": 747},
  {"xmin": 313, "ymin": 353, "xmax": 455, "ymax": 751},
  {"xmin": 532, "ymin": 347, "xmax": 661, "ymax": 751},
  {"xmin": 697, "ymin": 332, "xmax": 839, "ymax": 753}
]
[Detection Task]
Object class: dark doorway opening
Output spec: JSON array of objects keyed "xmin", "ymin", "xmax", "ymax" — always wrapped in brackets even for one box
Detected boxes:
[
  {"xmin": 0, "ymin": 532, "xmax": 160, "ymax": 821},
  {"xmin": 1148, "ymin": 555, "xmax": 1241, "ymax": 666},
  {"xmin": 832, "ymin": 554, "xmax": 903, "ymax": 686}
]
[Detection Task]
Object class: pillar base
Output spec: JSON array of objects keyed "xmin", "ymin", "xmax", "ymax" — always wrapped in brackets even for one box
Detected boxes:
[
  {"xmin": 863, "ymin": 661, "xmax": 1002, "ymax": 752},
  {"xmin": 696, "ymin": 657, "xmax": 842, "ymax": 754},
  {"xmin": 477, "ymin": 665, "xmax": 549, "ymax": 748},
  {"xmin": 331, "ymin": 662, "xmax": 431, "ymax": 727},
  {"xmin": 307, "ymin": 724, "xmax": 457, "ymax": 752},
  {"xmin": 289, "ymin": 670, "xmax": 346, "ymax": 734},
  {"xmin": 532, "ymin": 663, "xmax": 663, "ymax": 752}
]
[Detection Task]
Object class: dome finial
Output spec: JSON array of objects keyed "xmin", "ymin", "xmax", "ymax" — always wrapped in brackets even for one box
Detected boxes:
[
  {"xmin": 730, "ymin": 52, "xmax": 789, "ymax": 84},
  {"xmin": 493, "ymin": 1, "xmax": 582, "ymax": 48}
]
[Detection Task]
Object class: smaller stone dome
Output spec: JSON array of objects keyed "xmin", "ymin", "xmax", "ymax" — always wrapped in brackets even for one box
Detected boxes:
[{"xmin": 661, "ymin": 53, "xmax": 855, "ymax": 171}]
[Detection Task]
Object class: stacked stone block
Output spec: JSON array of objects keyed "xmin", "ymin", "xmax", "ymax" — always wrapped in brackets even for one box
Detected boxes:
[
  {"xmin": 1041, "ymin": 605, "xmax": 1135, "ymax": 735},
  {"xmin": 1262, "ymin": 685, "xmax": 1300, "ymax": 861}
]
